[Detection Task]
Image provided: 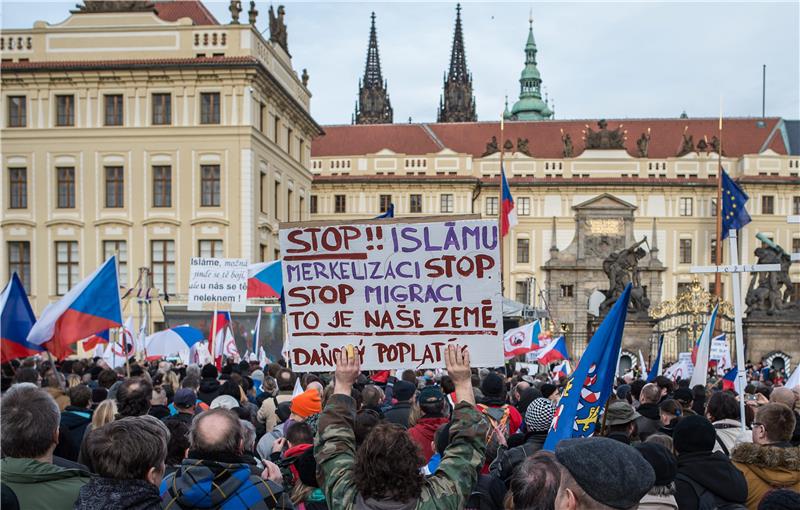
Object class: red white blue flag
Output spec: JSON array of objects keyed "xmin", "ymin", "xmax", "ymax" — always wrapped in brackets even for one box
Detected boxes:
[
  {"xmin": 722, "ymin": 366, "xmax": 739, "ymax": 392},
  {"xmin": 1, "ymin": 273, "xmax": 44, "ymax": 363},
  {"xmin": 503, "ymin": 321, "xmax": 542, "ymax": 359},
  {"xmin": 247, "ymin": 261, "xmax": 282, "ymax": 299},
  {"xmin": 534, "ymin": 335, "xmax": 569, "ymax": 365},
  {"xmin": 501, "ymin": 166, "xmax": 518, "ymax": 237},
  {"xmin": 27, "ymin": 257, "xmax": 122, "ymax": 359}
]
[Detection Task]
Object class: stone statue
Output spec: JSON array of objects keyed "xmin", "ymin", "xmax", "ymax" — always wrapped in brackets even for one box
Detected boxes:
[
  {"xmin": 636, "ymin": 131, "xmax": 650, "ymax": 158},
  {"xmin": 517, "ymin": 137, "xmax": 531, "ymax": 156},
  {"xmin": 600, "ymin": 237, "xmax": 650, "ymax": 314},
  {"xmin": 247, "ymin": 0, "xmax": 258, "ymax": 24},
  {"xmin": 503, "ymin": 139, "xmax": 514, "ymax": 152},
  {"xmin": 696, "ymin": 137, "xmax": 708, "ymax": 152},
  {"xmin": 482, "ymin": 136, "xmax": 499, "ymax": 157},
  {"xmin": 710, "ymin": 135, "xmax": 723, "ymax": 155},
  {"xmin": 269, "ymin": 5, "xmax": 289, "ymax": 54},
  {"xmin": 73, "ymin": 1, "xmax": 154, "ymax": 13},
  {"xmin": 584, "ymin": 119, "xmax": 626, "ymax": 150},
  {"xmin": 746, "ymin": 243, "xmax": 794, "ymax": 315},
  {"xmin": 229, "ymin": 0, "xmax": 242, "ymax": 24},
  {"xmin": 562, "ymin": 133, "xmax": 574, "ymax": 158},
  {"xmin": 301, "ymin": 68, "xmax": 309, "ymax": 87},
  {"xmin": 677, "ymin": 132, "xmax": 694, "ymax": 157}
]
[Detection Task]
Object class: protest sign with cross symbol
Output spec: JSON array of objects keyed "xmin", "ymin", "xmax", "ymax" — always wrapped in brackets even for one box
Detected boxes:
[{"xmin": 691, "ymin": 228, "xmax": 780, "ymax": 432}]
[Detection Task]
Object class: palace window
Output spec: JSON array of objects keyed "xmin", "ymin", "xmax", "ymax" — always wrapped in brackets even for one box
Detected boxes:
[
  {"xmin": 104, "ymin": 94, "xmax": 123, "ymax": 126},
  {"xmin": 560, "ymin": 284, "xmax": 574, "ymax": 298},
  {"xmin": 8, "ymin": 241, "xmax": 31, "ymax": 292},
  {"xmin": 55, "ymin": 241, "xmax": 79, "ymax": 295},
  {"xmin": 515, "ymin": 280, "xmax": 530, "ymax": 305},
  {"xmin": 517, "ymin": 197, "xmax": 531, "ymax": 216},
  {"xmin": 273, "ymin": 181, "xmax": 281, "ymax": 220},
  {"xmin": 334, "ymin": 194, "xmax": 346, "ymax": 214},
  {"xmin": 105, "ymin": 166, "xmax": 124, "ymax": 208},
  {"xmin": 273, "ymin": 115, "xmax": 280, "ymax": 143},
  {"xmin": 710, "ymin": 238, "xmax": 723, "ymax": 264},
  {"xmin": 679, "ymin": 197, "xmax": 693, "ymax": 216},
  {"xmin": 287, "ymin": 189, "xmax": 293, "ymax": 221},
  {"xmin": 259, "ymin": 102, "xmax": 266, "ymax": 132},
  {"xmin": 198, "ymin": 240, "xmax": 223, "ymax": 258},
  {"xmin": 151, "ymin": 240, "xmax": 176, "ymax": 294},
  {"xmin": 516, "ymin": 238, "xmax": 530, "ymax": 264},
  {"xmin": 200, "ymin": 165, "xmax": 220, "ymax": 206},
  {"xmin": 379, "ymin": 194, "xmax": 392, "ymax": 213},
  {"xmin": 152, "ymin": 166, "xmax": 172, "ymax": 207},
  {"xmin": 103, "ymin": 240, "xmax": 128, "ymax": 285},
  {"xmin": 56, "ymin": 167, "xmax": 75, "ymax": 208},
  {"xmin": 793, "ymin": 196, "xmax": 800, "ymax": 216},
  {"xmin": 152, "ymin": 93, "xmax": 171, "ymax": 125},
  {"xmin": 410, "ymin": 194, "xmax": 422, "ymax": 214},
  {"xmin": 310, "ymin": 195, "xmax": 318, "ymax": 214},
  {"xmin": 299, "ymin": 196, "xmax": 304, "ymax": 220},
  {"xmin": 9, "ymin": 167, "xmax": 27, "ymax": 209},
  {"xmin": 792, "ymin": 238, "xmax": 800, "ymax": 255},
  {"xmin": 200, "ymin": 92, "xmax": 220, "ymax": 124},
  {"xmin": 56, "ymin": 95, "xmax": 74, "ymax": 126},
  {"xmin": 679, "ymin": 238, "xmax": 693, "ymax": 264},
  {"xmin": 762, "ymin": 195, "xmax": 774, "ymax": 215},
  {"xmin": 8, "ymin": 96, "xmax": 26, "ymax": 127},
  {"xmin": 440, "ymin": 194, "xmax": 454, "ymax": 213},
  {"xmin": 710, "ymin": 197, "xmax": 718, "ymax": 217},
  {"xmin": 485, "ymin": 197, "xmax": 498, "ymax": 216}
]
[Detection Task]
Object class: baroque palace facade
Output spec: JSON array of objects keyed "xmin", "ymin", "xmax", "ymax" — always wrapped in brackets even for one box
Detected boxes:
[{"xmin": 1, "ymin": 1, "xmax": 321, "ymax": 327}]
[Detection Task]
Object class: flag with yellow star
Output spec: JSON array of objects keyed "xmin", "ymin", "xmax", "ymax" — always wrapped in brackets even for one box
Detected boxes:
[{"xmin": 721, "ymin": 169, "xmax": 751, "ymax": 239}]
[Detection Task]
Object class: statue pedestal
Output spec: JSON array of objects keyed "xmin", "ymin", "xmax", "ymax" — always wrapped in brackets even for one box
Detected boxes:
[{"xmin": 743, "ymin": 315, "xmax": 800, "ymax": 372}]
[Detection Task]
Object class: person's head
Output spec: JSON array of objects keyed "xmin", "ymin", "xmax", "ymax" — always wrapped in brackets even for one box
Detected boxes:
[
  {"xmin": 672, "ymin": 388, "xmax": 694, "ymax": 409},
  {"xmin": 173, "ymin": 388, "xmax": 197, "ymax": 414},
  {"xmin": 672, "ymin": 415, "xmax": 716, "ymax": 455},
  {"xmin": 603, "ymin": 400, "xmax": 640, "ymax": 440},
  {"xmin": 758, "ymin": 488, "xmax": 800, "ymax": 510},
  {"xmin": 540, "ymin": 383, "xmax": 559, "ymax": 401},
  {"xmin": 86, "ymin": 415, "xmax": 168, "ymax": 486},
  {"xmin": 164, "ymin": 419, "xmax": 190, "ymax": 466},
  {"xmin": 354, "ymin": 409, "xmax": 381, "ymax": 447},
  {"xmin": 92, "ymin": 399, "xmax": 118, "ymax": 429},
  {"xmin": 361, "ymin": 385, "xmax": 384, "ymax": 409},
  {"xmin": 151, "ymin": 385, "xmax": 168, "ymax": 406},
  {"xmin": 513, "ymin": 381, "xmax": 531, "ymax": 402},
  {"xmin": 630, "ymin": 379, "xmax": 646, "ymax": 403},
  {"xmin": 285, "ymin": 421, "xmax": 314, "ymax": 448},
  {"xmin": 480, "ymin": 372, "xmax": 505, "ymax": 401},
  {"xmin": 277, "ymin": 369, "xmax": 294, "ymax": 392},
  {"xmin": 98, "ymin": 369, "xmax": 118, "ymax": 389},
  {"xmin": 645, "ymin": 433, "xmax": 674, "ymax": 454},
  {"xmin": 181, "ymin": 374, "xmax": 200, "ymax": 391},
  {"xmin": 200, "ymin": 363, "xmax": 218, "ymax": 380},
  {"xmin": 508, "ymin": 450, "xmax": 562, "ymax": 510},
  {"xmin": 401, "ymin": 369, "xmax": 417, "ymax": 385},
  {"xmin": 654, "ymin": 376, "xmax": 673, "ymax": 397},
  {"xmin": 116, "ymin": 378, "xmax": 153, "ymax": 417},
  {"xmin": 769, "ymin": 387, "xmax": 798, "ymax": 411},
  {"xmin": 658, "ymin": 399, "xmax": 682, "ymax": 426},
  {"xmin": 635, "ymin": 442, "xmax": 677, "ymax": 493},
  {"xmin": 440, "ymin": 375, "xmax": 455, "ymax": 395},
  {"xmin": 14, "ymin": 367, "xmax": 41, "ymax": 386},
  {"xmin": 354, "ymin": 422, "xmax": 423, "ymax": 502},
  {"xmin": 0, "ymin": 385, "xmax": 60, "ymax": 460},
  {"xmin": 417, "ymin": 386, "xmax": 445, "ymax": 417},
  {"xmin": 525, "ymin": 397, "xmax": 556, "ymax": 433},
  {"xmin": 290, "ymin": 389, "xmax": 322, "ymax": 420},
  {"xmin": 752, "ymin": 403, "xmax": 796, "ymax": 445},
  {"xmin": 189, "ymin": 408, "xmax": 244, "ymax": 458},
  {"xmin": 639, "ymin": 383, "xmax": 661, "ymax": 405},
  {"xmin": 554, "ymin": 437, "xmax": 655, "ymax": 510},
  {"xmin": 706, "ymin": 390, "xmax": 739, "ymax": 422},
  {"xmin": 68, "ymin": 384, "xmax": 92, "ymax": 409},
  {"xmin": 240, "ymin": 419, "xmax": 257, "ymax": 453},
  {"xmin": 393, "ymin": 380, "xmax": 416, "ymax": 403},
  {"xmin": 219, "ymin": 379, "xmax": 244, "ymax": 402},
  {"xmin": 692, "ymin": 384, "xmax": 706, "ymax": 402}
]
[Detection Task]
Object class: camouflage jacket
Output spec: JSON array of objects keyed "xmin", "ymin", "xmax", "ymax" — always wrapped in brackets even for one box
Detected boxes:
[{"xmin": 315, "ymin": 393, "xmax": 487, "ymax": 510}]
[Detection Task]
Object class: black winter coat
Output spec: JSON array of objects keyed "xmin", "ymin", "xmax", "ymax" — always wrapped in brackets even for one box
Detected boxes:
[
  {"xmin": 675, "ymin": 450, "xmax": 748, "ymax": 510},
  {"xmin": 54, "ymin": 406, "xmax": 92, "ymax": 462}
]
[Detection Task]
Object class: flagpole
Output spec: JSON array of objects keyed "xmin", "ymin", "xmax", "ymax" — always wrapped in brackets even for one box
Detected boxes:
[
  {"xmin": 210, "ymin": 303, "xmax": 218, "ymax": 367},
  {"xmin": 714, "ymin": 98, "xmax": 723, "ymax": 298},
  {"xmin": 499, "ymin": 114, "xmax": 505, "ymax": 294},
  {"xmin": 123, "ymin": 327, "xmax": 131, "ymax": 378}
]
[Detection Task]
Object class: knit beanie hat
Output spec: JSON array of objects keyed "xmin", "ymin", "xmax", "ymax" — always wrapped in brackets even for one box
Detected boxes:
[
  {"xmin": 291, "ymin": 389, "xmax": 322, "ymax": 418},
  {"xmin": 525, "ymin": 398, "xmax": 556, "ymax": 432},
  {"xmin": 393, "ymin": 381, "xmax": 416, "ymax": 402},
  {"xmin": 673, "ymin": 415, "xmax": 716, "ymax": 454},
  {"xmin": 635, "ymin": 442, "xmax": 677, "ymax": 486},
  {"xmin": 201, "ymin": 363, "xmax": 218, "ymax": 379},
  {"xmin": 540, "ymin": 383, "xmax": 558, "ymax": 399},
  {"xmin": 481, "ymin": 372, "xmax": 505, "ymax": 399}
]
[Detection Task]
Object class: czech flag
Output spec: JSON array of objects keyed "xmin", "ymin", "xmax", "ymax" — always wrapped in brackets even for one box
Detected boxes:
[
  {"xmin": 535, "ymin": 335, "xmax": 569, "ymax": 365},
  {"xmin": 82, "ymin": 329, "xmax": 110, "ymax": 352},
  {"xmin": 722, "ymin": 366, "xmax": 738, "ymax": 392},
  {"xmin": 145, "ymin": 325, "xmax": 205, "ymax": 363},
  {"xmin": 646, "ymin": 334, "xmax": 664, "ymax": 382},
  {"xmin": 247, "ymin": 261, "xmax": 282, "ymax": 299},
  {"xmin": 500, "ymin": 166, "xmax": 518, "ymax": 237},
  {"xmin": 553, "ymin": 360, "xmax": 571, "ymax": 380},
  {"xmin": 27, "ymin": 257, "xmax": 122, "ymax": 359},
  {"xmin": 503, "ymin": 321, "xmax": 542, "ymax": 359},
  {"xmin": 1, "ymin": 273, "xmax": 44, "ymax": 363},
  {"xmin": 544, "ymin": 284, "xmax": 631, "ymax": 451}
]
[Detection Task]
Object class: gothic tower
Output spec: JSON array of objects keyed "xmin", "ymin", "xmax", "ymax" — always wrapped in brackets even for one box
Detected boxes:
[
  {"xmin": 505, "ymin": 14, "xmax": 553, "ymax": 121},
  {"xmin": 437, "ymin": 4, "xmax": 477, "ymax": 123},
  {"xmin": 354, "ymin": 12, "xmax": 393, "ymax": 124}
]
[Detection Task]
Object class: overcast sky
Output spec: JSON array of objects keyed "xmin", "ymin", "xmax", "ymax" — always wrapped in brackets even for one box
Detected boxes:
[{"xmin": 2, "ymin": 1, "xmax": 798, "ymax": 125}]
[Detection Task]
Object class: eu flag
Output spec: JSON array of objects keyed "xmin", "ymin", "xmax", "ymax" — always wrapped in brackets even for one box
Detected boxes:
[
  {"xmin": 721, "ymin": 169, "xmax": 751, "ymax": 239},
  {"xmin": 543, "ymin": 284, "xmax": 631, "ymax": 450},
  {"xmin": 374, "ymin": 203, "xmax": 394, "ymax": 219}
]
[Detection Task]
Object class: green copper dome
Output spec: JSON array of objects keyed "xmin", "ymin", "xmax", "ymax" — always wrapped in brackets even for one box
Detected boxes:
[{"xmin": 506, "ymin": 18, "xmax": 552, "ymax": 121}]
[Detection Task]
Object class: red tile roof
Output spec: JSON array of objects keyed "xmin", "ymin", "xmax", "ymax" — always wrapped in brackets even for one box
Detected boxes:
[
  {"xmin": 0, "ymin": 56, "xmax": 256, "ymax": 71},
  {"xmin": 312, "ymin": 118, "xmax": 787, "ymax": 159},
  {"xmin": 153, "ymin": 1, "xmax": 218, "ymax": 25}
]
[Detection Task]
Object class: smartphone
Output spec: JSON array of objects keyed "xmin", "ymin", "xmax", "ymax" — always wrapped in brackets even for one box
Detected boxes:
[{"xmin": 745, "ymin": 394, "xmax": 758, "ymax": 401}]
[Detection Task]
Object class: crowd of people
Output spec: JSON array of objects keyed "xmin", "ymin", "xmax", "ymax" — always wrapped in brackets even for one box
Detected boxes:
[{"xmin": 1, "ymin": 346, "xmax": 798, "ymax": 510}]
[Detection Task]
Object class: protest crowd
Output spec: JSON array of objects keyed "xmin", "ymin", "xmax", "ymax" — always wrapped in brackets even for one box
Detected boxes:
[{"xmin": 0, "ymin": 343, "xmax": 798, "ymax": 510}]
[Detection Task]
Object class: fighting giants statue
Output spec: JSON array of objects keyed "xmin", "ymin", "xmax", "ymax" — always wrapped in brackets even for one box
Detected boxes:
[
  {"xmin": 746, "ymin": 238, "xmax": 795, "ymax": 315},
  {"xmin": 600, "ymin": 237, "xmax": 650, "ymax": 315}
]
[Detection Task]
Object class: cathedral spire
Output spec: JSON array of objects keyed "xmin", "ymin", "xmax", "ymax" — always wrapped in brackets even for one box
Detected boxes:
[
  {"xmin": 505, "ymin": 12, "xmax": 553, "ymax": 121},
  {"xmin": 437, "ymin": 3, "xmax": 477, "ymax": 123},
  {"xmin": 354, "ymin": 12, "xmax": 393, "ymax": 124}
]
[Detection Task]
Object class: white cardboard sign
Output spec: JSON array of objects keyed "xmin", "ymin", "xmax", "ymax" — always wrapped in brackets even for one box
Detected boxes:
[
  {"xmin": 187, "ymin": 257, "xmax": 248, "ymax": 312},
  {"xmin": 279, "ymin": 217, "xmax": 504, "ymax": 371}
]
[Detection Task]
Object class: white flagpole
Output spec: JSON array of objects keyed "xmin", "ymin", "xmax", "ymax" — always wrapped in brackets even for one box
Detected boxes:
[{"xmin": 728, "ymin": 229, "xmax": 748, "ymax": 432}]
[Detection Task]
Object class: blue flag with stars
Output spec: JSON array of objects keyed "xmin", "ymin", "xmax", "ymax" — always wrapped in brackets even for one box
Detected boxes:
[
  {"xmin": 721, "ymin": 169, "xmax": 751, "ymax": 239},
  {"xmin": 543, "ymin": 284, "xmax": 631, "ymax": 451}
]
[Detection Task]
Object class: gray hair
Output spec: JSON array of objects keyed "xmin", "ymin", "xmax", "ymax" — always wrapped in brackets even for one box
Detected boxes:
[
  {"xmin": 240, "ymin": 419, "xmax": 256, "ymax": 452},
  {"xmin": 1, "ymin": 385, "xmax": 60, "ymax": 458},
  {"xmin": 190, "ymin": 408, "xmax": 243, "ymax": 457},
  {"xmin": 186, "ymin": 365, "xmax": 201, "ymax": 380}
]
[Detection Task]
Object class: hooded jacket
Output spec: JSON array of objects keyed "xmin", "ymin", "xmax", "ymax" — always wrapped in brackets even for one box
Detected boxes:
[
  {"xmin": 674, "ymin": 451, "xmax": 748, "ymax": 510},
  {"xmin": 198, "ymin": 378, "xmax": 221, "ymax": 405},
  {"xmin": 74, "ymin": 477, "xmax": 161, "ymax": 510},
  {"xmin": 408, "ymin": 416, "xmax": 450, "ymax": 462},
  {"xmin": 0, "ymin": 457, "xmax": 90, "ymax": 510},
  {"xmin": 160, "ymin": 458, "xmax": 292, "ymax": 509},
  {"xmin": 731, "ymin": 442, "xmax": 800, "ymax": 510},
  {"xmin": 383, "ymin": 401, "xmax": 413, "ymax": 429},
  {"xmin": 54, "ymin": 405, "xmax": 93, "ymax": 462},
  {"xmin": 712, "ymin": 419, "xmax": 751, "ymax": 455},
  {"xmin": 635, "ymin": 403, "xmax": 662, "ymax": 442}
]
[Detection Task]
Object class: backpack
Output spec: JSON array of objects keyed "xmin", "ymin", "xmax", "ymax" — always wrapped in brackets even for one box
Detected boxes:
[
  {"xmin": 477, "ymin": 404, "xmax": 511, "ymax": 463},
  {"xmin": 675, "ymin": 473, "xmax": 747, "ymax": 510}
]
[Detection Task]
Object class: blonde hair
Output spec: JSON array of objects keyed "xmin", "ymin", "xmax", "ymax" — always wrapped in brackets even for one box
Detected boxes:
[
  {"xmin": 163, "ymin": 371, "xmax": 180, "ymax": 393},
  {"xmin": 66, "ymin": 374, "xmax": 82, "ymax": 388},
  {"xmin": 91, "ymin": 399, "xmax": 118, "ymax": 429}
]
